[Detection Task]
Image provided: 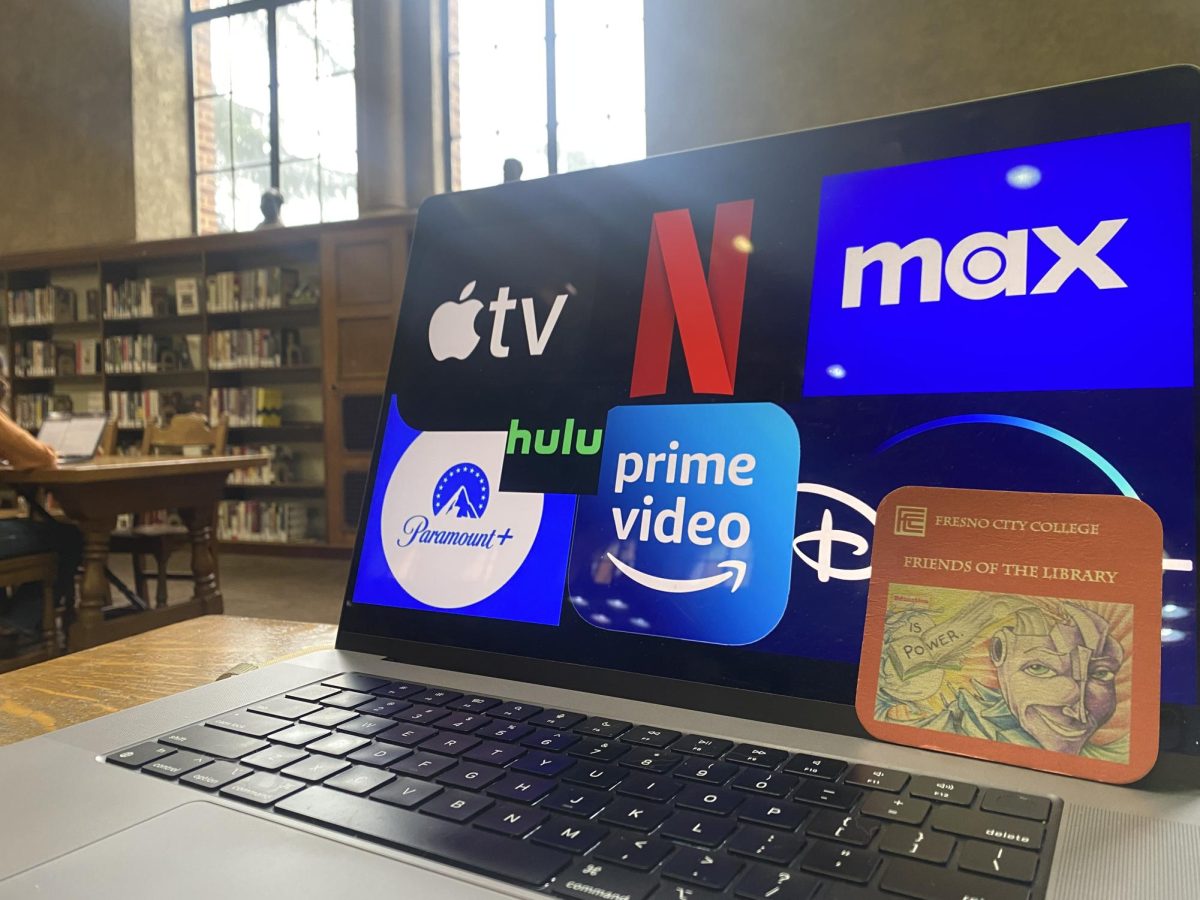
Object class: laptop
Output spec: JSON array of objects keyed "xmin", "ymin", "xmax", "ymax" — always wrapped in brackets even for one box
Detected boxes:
[
  {"xmin": 1, "ymin": 66, "xmax": 1198, "ymax": 899},
  {"xmin": 36, "ymin": 411, "xmax": 107, "ymax": 463}
]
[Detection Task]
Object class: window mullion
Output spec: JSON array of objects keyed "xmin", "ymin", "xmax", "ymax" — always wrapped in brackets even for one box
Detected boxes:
[
  {"xmin": 545, "ymin": 0, "xmax": 557, "ymax": 175},
  {"xmin": 268, "ymin": 7, "xmax": 281, "ymax": 188}
]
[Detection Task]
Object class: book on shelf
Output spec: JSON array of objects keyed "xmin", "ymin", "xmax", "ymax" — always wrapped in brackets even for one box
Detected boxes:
[
  {"xmin": 104, "ymin": 279, "xmax": 176, "ymax": 319},
  {"xmin": 103, "ymin": 334, "xmax": 203, "ymax": 373},
  {"xmin": 225, "ymin": 444, "xmax": 301, "ymax": 485},
  {"xmin": 218, "ymin": 499, "xmax": 313, "ymax": 543},
  {"xmin": 5, "ymin": 286, "xmax": 99, "ymax": 325},
  {"xmin": 14, "ymin": 393, "xmax": 51, "ymax": 429},
  {"xmin": 207, "ymin": 328, "xmax": 305, "ymax": 369},
  {"xmin": 206, "ymin": 267, "xmax": 301, "ymax": 312},
  {"xmin": 109, "ymin": 389, "xmax": 206, "ymax": 427},
  {"xmin": 14, "ymin": 340, "xmax": 101, "ymax": 376},
  {"xmin": 209, "ymin": 386, "xmax": 284, "ymax": 426}
]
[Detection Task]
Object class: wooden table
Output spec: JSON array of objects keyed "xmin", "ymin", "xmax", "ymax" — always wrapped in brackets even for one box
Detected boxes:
[
  {"xmin": 0, "ymin": 454, "xmax": 269, "ymax": 650},
  {"xmin": 0, "ymin": 615, "xmax": 336, "ymax": 747}
]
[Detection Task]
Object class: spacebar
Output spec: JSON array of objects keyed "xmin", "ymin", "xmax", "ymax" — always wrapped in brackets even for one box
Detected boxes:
[{"xmin": 275, "ymin": 786, "xmax": 571, "ymax": 886}]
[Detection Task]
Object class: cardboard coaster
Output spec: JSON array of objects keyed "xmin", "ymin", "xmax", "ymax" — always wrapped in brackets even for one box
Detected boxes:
[{"xmin": 856, "ymin": 486, "xmax": 1162, "ymax": 784}]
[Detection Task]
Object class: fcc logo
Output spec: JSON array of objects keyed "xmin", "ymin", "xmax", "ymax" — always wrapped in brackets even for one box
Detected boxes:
[{"xmin": 893, "ymin": 506, "xmax": 927, "ymax": 537}]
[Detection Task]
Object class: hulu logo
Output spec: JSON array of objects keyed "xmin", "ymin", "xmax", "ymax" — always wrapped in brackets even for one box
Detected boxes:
[{"xmin": 506, "ymin": 418, "xmax": 603, "ymax": 457}]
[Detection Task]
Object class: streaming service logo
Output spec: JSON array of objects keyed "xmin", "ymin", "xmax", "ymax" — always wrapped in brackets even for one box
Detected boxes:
[
  {"xmin": 351, "ymin": 399, "xmax": 575, "ymax": 625},
  {"xmin": 428, "ymin": 280, "xmax": 569, "ymax": 362},
  {"xmin": 804, "ymin": 124, "xmax": 1193, "ymax": 397},
  {"xmin": 629, "ymin": 200, "xmax": 754, "ymax": 398},
  {"xmin": 568, "ymin": 402, "xmax": 799, "ymax": 645}
]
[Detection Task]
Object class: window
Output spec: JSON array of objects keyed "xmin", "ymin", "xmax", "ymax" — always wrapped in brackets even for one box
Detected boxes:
[
  {"xmin": 445, "ymin": 0, "xmax": 645, "ymax": 191},
  {"xmin": 188, "ymin": 0, "xmax": 358, "ymax": 233}
]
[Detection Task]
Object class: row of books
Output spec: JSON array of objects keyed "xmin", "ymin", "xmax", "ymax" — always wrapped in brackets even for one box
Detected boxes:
[
  {"xmin": 208, "ymin": 328, "xmax": 305, "ymax": 369},
  {"xmin": 6, "ymin": 287, "xmax": 100, "ymax": 325},
  {"xmin": 209, "ymin": 387, "xmax": 284, "ymax": 426},
  {"xmin": 206, "ymin": 268, "xmax": 303, "ymax": 312},
  {"xmin": 103, "ymin": 335, "xmax": 203, "ymax": 373},
  {"xmin": 217, "ymin": 500, "xmax": 314, "ymax": 543},
  {"xmin": 14, "ymin": 393, "xmax": 51, "ymax": 429},
  {"xmin": 104, "ymin": 279, "xmax": 184, "ymax": 320},
  {"xmin": 13, "ymin": 340, "xmax": 101, "ymax": 376},
  {"xmin": 225, "ymin": 444, "xmax": 304, "ymax": 485}
]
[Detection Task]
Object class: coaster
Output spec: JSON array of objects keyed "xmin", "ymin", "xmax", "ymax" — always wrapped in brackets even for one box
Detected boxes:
[{"xmin": 856, "ymin": 486, "xmax": 1162, "ymax": 783}]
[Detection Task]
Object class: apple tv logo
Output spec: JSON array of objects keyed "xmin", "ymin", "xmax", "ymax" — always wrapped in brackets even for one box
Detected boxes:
[{"xmin": 428, "ymin": 280, "xmax": 569, "ymax": 362}]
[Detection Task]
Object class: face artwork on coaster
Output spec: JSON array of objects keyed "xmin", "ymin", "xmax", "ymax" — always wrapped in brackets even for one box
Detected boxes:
[{"xmin": 351, "ymin": 397, "xmax": 575, "ymax": 625}]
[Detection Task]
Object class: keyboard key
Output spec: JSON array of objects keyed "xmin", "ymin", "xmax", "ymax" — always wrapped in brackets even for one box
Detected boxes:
[
  {"xmin": 798, "ymin": 842, "xmax": 879, "ymax": 884},
  {"xmin": 528, "ymin": 709, "xmax": 586, "ymax": 729},
  {"xmin": 734, "ymin": 863, "xmax": 820, "ymax": 899},
  {"xmin": 323, "ymin": 765, "xmax": 395, "ymax": 795},
  {"xmin": 357, "ymin": 698, "xmax": 413, "ymax": 718},
  {"xmin": 394, "ymin": 706, "xmax": 451, "ymax": 724},
  {"xmin": 738, "ymin": 796, "xmax": 810, "ymax": 831},
  {"xmin": 844, "ymin": 764, "xmax": 909, "ymax": 793},
  {"xmin": 958, "ymin": 839, "xmax": 1039, "ymax": 883},
  {"xmin": 281, "ymin": 755, "xmax": 351, "ymax": 782},
  {"xmin": 649, "ymin": 885, "xmax": 724, "ymax": 900},
  {"xmin": 794, "ymin": 780, "xmax": 861, "ymax": 810},
  {"xmin": 531, "ymin": 815, "xmax": 608, "ymax": 854},
  {"xmin": 617, "ymin": 771, "xmax": 682, "ymax": 802},
  {"xmin": 437, "ymin": 762, "xmax": 504, "ymax": 790},
  {"xmin": 301, "ymin": 708, "xmax": 358, "ymax": 728},
  {"xmin": 107, "ymin": 742, "xmax": 175, "ymax": 768},
  {"xmin": 271, "ymin": 724, "xmax": 331, "ymax": 747},
  {"xmin": 880, "ymin": 858, "xmax": 1029, "ymax": 900},
  {"xmin": 908, "ymin": 775, "xmax": 977, "ymax": 807},
  {"xmin": 420, "ymin": 788, "xmax": 494, "ymax": 822},
  {"xmin": 206, "ymin": 710, "xmax": 290, "ymax": 738},
  {"xmin": 676, "ymin": 757, "xmax": 739, "ymax": 785},
  {"xmin": 349, "ymin": 743, "xmax": 412, "ymax": 768},
  {"xmin": 662, "ymin": 848, "xmax": 743, "ymax": 890},
  {"xmin": 563, "ymin": 761, "xmax": 624, "ymax": 790},
  {"xmin": 782, "ymin": 754, "xmax": 846, "ymax": 781},
  {"xmin": 372, "ymin": 775, "xmax": 443, "ymax": 809},
  {"xmin": 660, "ymin": 810, "xmax": 737, "ymax": 848},
  {"xmin": 439, "ymin": 713, "xmax": 492, "ymax": 733},
  {"xmin": 727, "ymin": 825, "xmax": 806, "ymax": 866},
  {"xmin": 474, "ymin": 802, "xmax": 548, "ymax": 837},
  {"xmin": 321, "ymin": 690, "xmax": 375, "ymax": 710},
  {"xmin": 594, "ymin": 833, "xmax": 673, "ymax": 871},
  {"xmin": 522, "ymin": 729, "xmax": 580, "ymax": 752},
  {"xmin": 725, "ymin": 744, "xmax": 788, "ymax": 768},
  {"xmin": 676, "ymin": 784, "xmax": 745, "ymax": 816},
  {"xmin": 336, "ymin": 715, "xmax": 397, "ymax": 737},
  {"xmin": 417, "ymin": 732, "xmax": 480, "ymax": 757},
  {"xmin": 570, "ymin": 737, "xmax": 631, "ymax": 762},
  {"xmin": 807, "ymin": 811, "xmax": 879, "ymax": 847},
  {"xmin": 411, "ymin": 689, "xmax": 462, "ymax": 706},
  {"xmin": 673, "ymin": 735, "xmax": 734, "ymax": 758},
  {"xmin": 159, "ymin": 725, "xmax": 268, "ymax": 760},
  {"xmin": 491, "ymin": 701, "xmax": 541, "ymax": 721},
  {"xmin": 596, "ymin": 797, "xmax": 672, "ymax": 833},
  {"xmin": 929, "ymin": 805, "xmax": 1045, "ymax": 850},
  {"xmin": 463, "ymin": 741, "xmax": 525, "ymax": 767},
  {"xmin": 980, "ymin": 789, "xmax": 1052, "ymax": 822},
  {"xmin": 488, "ymin": 773, "xmax": 556, "ymax": 803},
  {"xmin": 322, "ymin": 673, "xmax": 391, "ymax": 692},
  {"xmin": 144, "ymin": 752, "xmax": 211, "ymax": 778},
  {"xmin": 621, "ymin": 725, "xmax": 682, "ymax": 748},
  {"xmin": 392, "ymin": 752, "xmax": 456, "ymax": 778},
  {"xmin": 306, "ymin": 733, "xmax": 371, "ymax": 757},
  {"xmin": 278, "ymin": 786, "xmax": 570, "ymax": 885},
  {"xmin": 475, "ymin": 721, "xmax": 533, "ymax": 743},
  {"xmin": 543, "ymin": 785, "xmax": 611, "ymax": 818},
  {"xmin": 511, "ymin": 751, "xmax": 574, "ymax": 777},
  {"xmin": 180, "ymin": 760, "xmax": 251, "ymax": 790},
  {"xmin": 621, "ymin": 748, "xmax": 681, "ymax": 773},
  {"xmin": 878, "ymin": 824, "xmax": 956, "ymax": 864},
  {"xmin": 248, "ymin": 696, "xmax": 322, "ymax": 720},
  {"xmin": 377, "ymin": 723, "xmax": 437, "ymax": 746},
  {"xmin": 731, "ymin": 769, "xmax": 797, "ymax": 798},
  {"xmin": 576, "ymin": 716, "xmax": 632, "ymax": 738},
  {"xmin": 286, "ymin": 683, "xmax": 339, "ymax": 702},
  {"xmin": 242, "ymin": 745, "xmax": 308, "ymax": 771},
  {"xmin": 220, "ymin": 772, "xmax": 305, "ymax": 806},
  {"xmin": 448, "ymin": 695, "xmax": 500, "ymax": 713},
  {"xmin": 371, "ymin": 681, "xmax": 425, "ymax": 699},
  {"xmin": 860, "ymin": 792, "xmax": 931, "ymax": 825},
  {"xmin": 552, "ymin": 861, "xmax": 657, "ymax": 900}
]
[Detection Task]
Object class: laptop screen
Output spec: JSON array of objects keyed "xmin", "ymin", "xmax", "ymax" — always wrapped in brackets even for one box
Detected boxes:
[{"xmin": 342, "ymin": 70, "xmax": 1200, "ymax": 737}]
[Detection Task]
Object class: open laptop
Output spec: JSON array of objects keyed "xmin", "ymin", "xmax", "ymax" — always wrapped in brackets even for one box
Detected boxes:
[
  {"xmin": 1, "ymin": 67, "xmax": 1198, "ymax": 899},
  {"xmin": 36, "ymin": 411, "xmax": 107, "ymax": 463}
]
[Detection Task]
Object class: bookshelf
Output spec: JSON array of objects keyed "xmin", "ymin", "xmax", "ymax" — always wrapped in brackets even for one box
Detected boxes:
[{"xmin": 0, "ymin": 214, "xmax": 415, "ymax": 555}]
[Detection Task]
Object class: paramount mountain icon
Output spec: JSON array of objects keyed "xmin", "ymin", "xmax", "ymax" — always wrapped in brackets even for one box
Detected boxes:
[{"xmin": 396, "ymin": 462, "xmax": 514, "ymax": 549}]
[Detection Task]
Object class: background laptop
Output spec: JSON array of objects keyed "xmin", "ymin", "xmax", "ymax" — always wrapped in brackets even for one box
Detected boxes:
[
  {"xmin": 1, "ymin": 67, "xmax": 1199, "ymax": 899},
  {"xmin": 36, "ymin": 412, "xmax": 107, "ymax": 464}
]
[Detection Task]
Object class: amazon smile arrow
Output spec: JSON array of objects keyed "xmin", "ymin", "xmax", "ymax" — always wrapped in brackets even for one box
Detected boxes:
[{"xmin": 605, "ymin": 553, "xmax": 747, "ymax": 593}]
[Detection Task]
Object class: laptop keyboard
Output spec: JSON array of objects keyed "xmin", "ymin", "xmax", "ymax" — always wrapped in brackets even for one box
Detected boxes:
[{"xmin": 106, "ymin": 672, "xmax": 1061, "ymax": 899}]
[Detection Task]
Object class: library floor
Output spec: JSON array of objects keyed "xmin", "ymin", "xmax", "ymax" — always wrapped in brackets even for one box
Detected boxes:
[{"xmin": 106, "ymin": 553, "xmax": 350, "ymax": 625}]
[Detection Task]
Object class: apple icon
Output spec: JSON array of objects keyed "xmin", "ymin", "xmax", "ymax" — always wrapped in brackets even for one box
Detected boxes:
[{"xmin": 428, "ymin": 280, "xmax": 483, "ymax": 361}]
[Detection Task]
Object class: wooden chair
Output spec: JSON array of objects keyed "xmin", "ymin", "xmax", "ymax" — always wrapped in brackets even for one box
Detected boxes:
[
  {"xmin": 0, "ymin": 551, "xmax": 59, "ymax": 672},
  {"xmin": 109, "ymin": 413, "xmax": 228, "ymax": 607}
]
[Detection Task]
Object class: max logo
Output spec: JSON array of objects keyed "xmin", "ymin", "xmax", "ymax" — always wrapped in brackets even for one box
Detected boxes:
[{"xmin": 629, "ymin": 200, "xmax": 754, "ymax": 397}]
